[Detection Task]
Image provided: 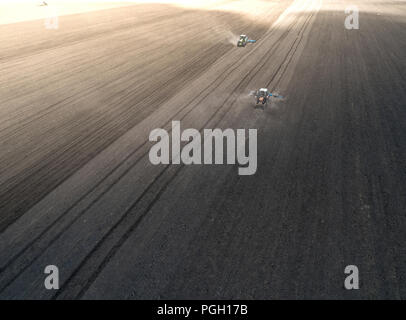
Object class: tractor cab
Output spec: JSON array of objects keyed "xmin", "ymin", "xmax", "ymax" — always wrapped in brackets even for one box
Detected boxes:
[
  {"xmin": 258, "ymin": 88, "xmax": 269, "ymax": 96},
  {"xmin": 237, "ymin": 35, "xmax": 248, "ymax": 47}
]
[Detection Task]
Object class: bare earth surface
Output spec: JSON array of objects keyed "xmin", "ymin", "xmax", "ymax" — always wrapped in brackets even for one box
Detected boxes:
[{"xmin": 0, "ymin": 0, "xmax": 405, "ymax": 299}]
